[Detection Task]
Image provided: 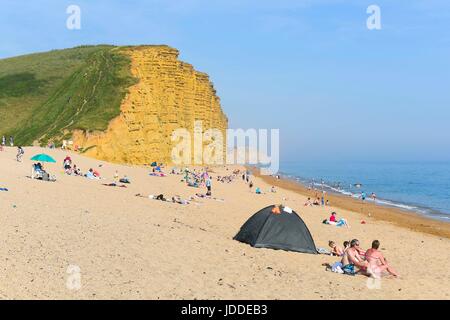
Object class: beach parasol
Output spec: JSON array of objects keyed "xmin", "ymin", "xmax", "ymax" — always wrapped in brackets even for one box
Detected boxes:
[{"xmin": 30, "ymin": 154, "xmax": 56, "ymax": 163}]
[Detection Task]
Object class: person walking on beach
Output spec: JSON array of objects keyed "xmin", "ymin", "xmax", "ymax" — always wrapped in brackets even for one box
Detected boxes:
[
  {"xmin": 16, "ymin": 146, "xmax": 24, "ymax": 162},
  {"xmin": 1, "ymin": 135, "xmax": 6, "ymax": 148},
  {"xmin": 9, "ymin": 136, "xmax": 14, "ymax": 147},
  {"xmin": 371, "ymin": 192, "xmax": 377, "ymax": 201},
  {"xmin": 361, "ymin": 191, "xmax": 366, "ymax": 201},
  {"xmin": 206, "ymin": 176, "xmax": 212, "ymax": 196}
]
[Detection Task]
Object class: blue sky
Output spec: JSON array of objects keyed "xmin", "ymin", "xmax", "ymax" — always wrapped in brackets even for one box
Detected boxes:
[{"xmin": 1, "ymin": 0, "xmax": 449, "ymax": 162}]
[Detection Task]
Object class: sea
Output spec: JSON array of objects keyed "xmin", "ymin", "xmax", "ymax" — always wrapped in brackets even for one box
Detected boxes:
[{"xmin": 279, "ymin": 161, "xmax": 450, "ymax": 222}]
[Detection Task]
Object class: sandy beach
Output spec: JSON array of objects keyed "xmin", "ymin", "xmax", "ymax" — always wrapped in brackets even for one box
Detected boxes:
[{"xmin": 0, "ymin": 146, "xmax": 449, "ymax": 299}]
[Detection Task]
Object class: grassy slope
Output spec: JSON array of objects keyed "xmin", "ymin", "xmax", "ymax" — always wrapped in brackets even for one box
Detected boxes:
[{"xmin": 0, "ymin": 45, "xmax": 137, "ymax": 146}]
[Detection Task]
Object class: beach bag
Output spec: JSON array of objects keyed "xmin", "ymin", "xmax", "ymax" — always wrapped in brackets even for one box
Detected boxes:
[{"xmin": 42, "ymin": 172, "xmax": 50, "ymax": 181}]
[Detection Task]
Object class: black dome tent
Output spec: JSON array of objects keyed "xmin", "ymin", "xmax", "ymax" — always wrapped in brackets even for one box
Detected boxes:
[{"xmin": 233, "ymin": 205, "xmax": 317, "ymax": 254}]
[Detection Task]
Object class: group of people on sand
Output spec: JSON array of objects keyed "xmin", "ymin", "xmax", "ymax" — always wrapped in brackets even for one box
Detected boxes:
[
  {"xmin": 180, "ymin": 168, "xmax": 214, "ymax": 196},
  {"xmin": 327, "ymin": 239, "xmax": 399, "ymax": 278},
  {"xmin": 304, "ymin": 194, "xmax": 329, "ymax": 207},
  {"xmin": 216, "ymin": 175, "xmax": 235, "ymax": 183},
  {"xmin": 63, "ymin": 156, "xmax": 82, "ymax": 176},
  {"xmin": 62, "ymin": 155, "xmax": 104, "ymax": 180}
]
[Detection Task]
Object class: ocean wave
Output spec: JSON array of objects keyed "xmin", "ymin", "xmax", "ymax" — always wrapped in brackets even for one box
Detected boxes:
[{"xmin": 279, "ymin": 172, "xmax": 449, "ymax": 222}]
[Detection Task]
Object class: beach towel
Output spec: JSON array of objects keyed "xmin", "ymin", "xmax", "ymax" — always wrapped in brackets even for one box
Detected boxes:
[
  {"xmin": 0, "ymin": 187, "xmax": 8, "ymax": 191},
  {"xmin": 317, "ymin": 247, "xmax": 331, "ymax": 255}
]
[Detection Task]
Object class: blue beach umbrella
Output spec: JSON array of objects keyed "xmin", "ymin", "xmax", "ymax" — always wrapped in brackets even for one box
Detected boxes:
[{"xmin": 30, "ymin": 154, "xmax": 56, "ymax": 163}]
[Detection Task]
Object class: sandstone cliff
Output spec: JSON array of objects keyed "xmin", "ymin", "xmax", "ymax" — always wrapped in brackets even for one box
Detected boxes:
[{"xmin": 72, "ymin": 46, "xmax": 228, "ymax": 165}]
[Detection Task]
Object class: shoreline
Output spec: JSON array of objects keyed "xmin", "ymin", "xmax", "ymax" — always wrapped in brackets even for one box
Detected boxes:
[
  {"xmin": 250, "ymin": 167, "xmax": 450, "ymax": 239},
  {"xmin": 1, "ymin": 147, "xmax": 450, "ymax": 299}
]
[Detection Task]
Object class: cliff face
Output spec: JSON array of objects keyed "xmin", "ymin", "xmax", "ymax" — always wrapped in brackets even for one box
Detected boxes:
[{"xmin": 72, "ymin": 46, "xmax": 228, "ymax": 165}]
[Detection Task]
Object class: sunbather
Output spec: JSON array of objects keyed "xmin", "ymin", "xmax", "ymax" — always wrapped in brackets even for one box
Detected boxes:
[
  {"xmin": 172, "ymin": 195, "xmax": 190, "ymax": 205},
  {"xmin": 325, "ymin": 212, "xmax": 350, "ymax": 228},
  {"xmin": 329, "ymin": 241, "xmax": 344, "ymax": 256},
  {"xmin": 341, "ymin": 239, "xmax": 369, "ymax": 275},
  {"xmin": 304, "ymin": 197, "xmax": 312, "ymax": 206},
  {"xmin": 365, "ymin": 240, "xmax": 399, "ymax": 278}
]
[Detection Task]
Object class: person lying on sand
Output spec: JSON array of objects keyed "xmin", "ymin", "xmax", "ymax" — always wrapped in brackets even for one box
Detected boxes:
[
  {"xmin": 85, "ymin": 168, "xmax": 100, "ymax": 180},
  {"xmin": 172, "ymin": 195, "xmax": 190, "ymax": 205},
  {"xmin": 365, "ymin": 240, "xmax": 399, "ymax": 278},
  {"xmin": 341, "ymin": 239, "xmax": 369, "ymax": 275},
  {"xmin": 328, "ymin": 241, "xmax": 344, "ymax": 256},
  {"xmin": 135, "ymin": 193, "xmax": 167, "ymax": 201},
  {"xmin": 195, "ymin": 193, "xmax": 225, "ymax": 202},
  {"xmin": 103, "ymin": 183, "xmax": 127, "ymax": 188}
]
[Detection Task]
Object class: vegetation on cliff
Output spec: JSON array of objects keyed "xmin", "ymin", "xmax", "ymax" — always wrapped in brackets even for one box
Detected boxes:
[{"xmin": 0, "ymin": 45, "xmax": 137, "ymax": 146}]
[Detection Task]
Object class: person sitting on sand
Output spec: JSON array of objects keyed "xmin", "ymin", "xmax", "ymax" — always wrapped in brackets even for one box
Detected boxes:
[
  {"xmin": 343, "ymin": 241, "xmax": 350, "ymax": 252},
  {"xmin": 255, "ymin": 187, "xmax": 262, "ymax": 194},
  {"xmin": 63, "ymin": 156, "xmax": 72, "ymax": 171},
  {"xmin": 85, "ymin": 168, "xmax": 99, "ymax": 180},
  {"xmin": 313, "ymin": 198, "xmax": 320, "ymax": 206},
  {"xmin": 72, "ymin": 165, "xmax": 81, "ymax": 176},
  {"xmin": 270, "ymin": 186, "xmax": 276, "ymax": 193},
  {"xmin": 365, "ymin": 240, "xmax": 399, "ymax": 278},
  {"xmin": 327, "ymin": 212, "xmax": 350, "ymax": 228},
  {"xmin": 304, "ymin": 197, "xmax": 312, "ymax": 206},
  {"xmin": 341, "ymin": 239, "xmax": 369, "ymax": 275},
  {"xmin": 329, "ymin": 241, "xmax": 344, "ymax": 256}
]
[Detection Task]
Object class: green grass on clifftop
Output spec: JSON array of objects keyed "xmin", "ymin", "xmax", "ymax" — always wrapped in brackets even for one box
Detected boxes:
[{"xmin": 0, "ymin": 45, "xmax": 137, "ymax": 146}]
